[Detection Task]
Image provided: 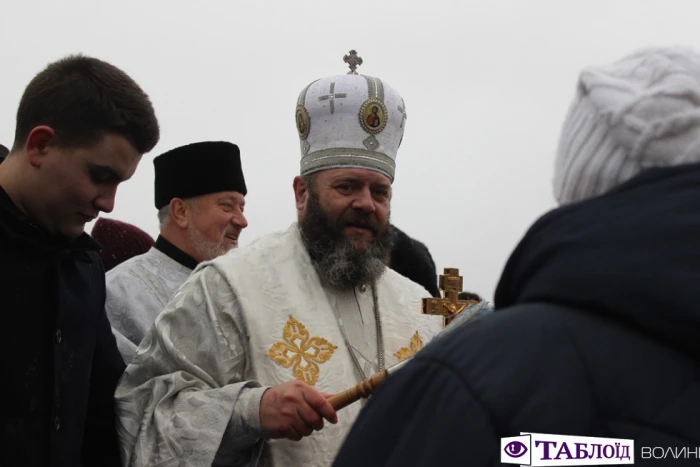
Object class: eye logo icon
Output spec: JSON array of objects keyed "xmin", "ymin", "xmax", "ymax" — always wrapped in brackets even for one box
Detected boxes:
[
  {"xmin": 501, "ymin": 435, "xmax": 532, "ymax": 464},
  {"xmin": 504, "ymin": 441, "xmax": 528, "ymax": 458}
]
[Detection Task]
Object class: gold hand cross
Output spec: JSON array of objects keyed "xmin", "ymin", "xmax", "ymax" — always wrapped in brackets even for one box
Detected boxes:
[{"xmin": 422, "ymin": 268, "xmax": 479, "ymax": 328}]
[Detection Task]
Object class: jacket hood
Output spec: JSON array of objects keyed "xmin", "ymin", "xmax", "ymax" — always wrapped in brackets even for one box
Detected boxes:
[{"xmin": 495, "ymin": 163, "xmax": 700, "ymax": 360}]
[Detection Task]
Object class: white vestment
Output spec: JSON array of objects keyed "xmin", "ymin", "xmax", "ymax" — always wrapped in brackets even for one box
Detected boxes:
[
  {"xmin": 105, "ymin": 247, "xmax": 193, "ymax": 362},
  {"xmin": 115, "ymin": 223, "xmax": 442, "ymax": 467}
]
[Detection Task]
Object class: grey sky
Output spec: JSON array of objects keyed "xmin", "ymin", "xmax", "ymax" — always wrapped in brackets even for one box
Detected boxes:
[{"xmin": 2, "ymin": 0, "xmax": 697, "ymax": 300}]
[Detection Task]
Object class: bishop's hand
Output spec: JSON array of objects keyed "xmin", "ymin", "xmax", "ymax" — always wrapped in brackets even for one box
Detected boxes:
[{"xmin": 259, "ymin": 380, "xmax": 338, "ymax": 441}]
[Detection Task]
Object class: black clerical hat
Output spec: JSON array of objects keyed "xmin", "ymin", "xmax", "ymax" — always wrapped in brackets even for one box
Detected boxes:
[{"xmin": 153, "ymin": 141, "xmax": 247, "ymax": 210}]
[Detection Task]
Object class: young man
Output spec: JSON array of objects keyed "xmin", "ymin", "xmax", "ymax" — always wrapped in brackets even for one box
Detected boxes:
[
  {"xmin": 0, "ymin": 54, "xmax": 159, "ymax": 466},
  {"xmin": 333, "ymin": 46, "xmax": 700, "ymax": 466},
  {"xmin": 105, "ymin": 141, "xmax": 249, "ymax": 362},
  {"xmin": 115, "ymin": 52, "xmax": 442, "ymax": 467}
]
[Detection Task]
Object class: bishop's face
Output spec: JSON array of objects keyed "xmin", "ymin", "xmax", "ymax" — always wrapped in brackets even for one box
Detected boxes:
[{"xmin": 295, "ymin": 168, "xmax": 394, "ymax": 290}]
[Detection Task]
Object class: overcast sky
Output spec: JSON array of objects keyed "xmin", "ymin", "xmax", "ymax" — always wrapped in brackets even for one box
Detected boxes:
[{"xmin": 2, "ymin": 0, "xmax": 698, "ymax": 300}]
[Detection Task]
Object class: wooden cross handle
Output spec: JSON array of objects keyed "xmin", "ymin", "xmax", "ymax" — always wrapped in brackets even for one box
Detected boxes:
[{"xmin": 328, "ymin": 369, "xmax": 390, "ymax": 411}]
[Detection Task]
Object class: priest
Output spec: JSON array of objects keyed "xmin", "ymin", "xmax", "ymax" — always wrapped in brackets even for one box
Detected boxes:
[
  {"xmin": 105, "ymin": 141, "xmax": 248, "ymax": 362},
  {"xmin": 115, "ymin": 52, "xmax": 443, "ymax": 467}
]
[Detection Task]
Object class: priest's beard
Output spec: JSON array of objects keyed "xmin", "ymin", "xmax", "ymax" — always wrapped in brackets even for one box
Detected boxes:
[
  {"xmin": 300, "ymin": 190, "xmax": 393, "ymax": 290},
  {"xmin": 186, "ymin": 224, "xmax": 236, "ymax": 262}
]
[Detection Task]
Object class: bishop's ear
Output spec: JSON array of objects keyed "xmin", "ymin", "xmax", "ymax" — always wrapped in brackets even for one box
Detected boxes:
[{"xmin": 292, "ymin": 175, "xmax": 308, "ymax": 211}]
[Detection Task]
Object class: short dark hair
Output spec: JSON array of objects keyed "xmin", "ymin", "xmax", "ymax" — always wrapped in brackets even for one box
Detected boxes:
[
  {"xmin": 458, "ymin": 291, "xmax": 482, "ymax": 302},
  {"xmin": 12, "ymin": 54, "xmax": 159, "ymax": 154},
  {"xmin": 0, "ymin": 144, "xmax": 8, "ymax": 161}
]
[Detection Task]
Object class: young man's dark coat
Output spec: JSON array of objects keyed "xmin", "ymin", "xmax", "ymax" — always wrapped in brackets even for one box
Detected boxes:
[{"xmin": 0, "ymin": 187, "xmax": 125, "ymax": 466}]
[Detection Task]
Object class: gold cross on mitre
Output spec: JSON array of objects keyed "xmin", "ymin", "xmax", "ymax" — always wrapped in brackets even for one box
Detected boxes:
[{"xmin": 422, "ymin": 268, "xmax": 479, "ymax": 328}]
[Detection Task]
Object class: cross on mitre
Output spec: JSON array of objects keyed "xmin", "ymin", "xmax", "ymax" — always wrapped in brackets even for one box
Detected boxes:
[
  {"xmin": 344, "ymin": 50, "xmax": 363, "ymax": 75},
  {"xmin": 422, "ymin": 268, "xmax": 479, "ymax": 328}
]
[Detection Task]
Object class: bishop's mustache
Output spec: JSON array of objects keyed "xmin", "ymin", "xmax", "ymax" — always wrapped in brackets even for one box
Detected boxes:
[{"xmin": 339, "ymin": 209, "xmax": 383, "ymax": 234}]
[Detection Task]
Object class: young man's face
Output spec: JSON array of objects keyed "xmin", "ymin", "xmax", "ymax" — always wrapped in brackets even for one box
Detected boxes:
[{"xmin": 35, "ymin": 132, "xmax": 142, "ymax": 239}]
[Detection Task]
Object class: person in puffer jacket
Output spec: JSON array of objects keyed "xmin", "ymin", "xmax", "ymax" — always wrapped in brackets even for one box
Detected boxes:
[
  {"xmin": 333, "ymin": 46, "xmax": 700, "ymax": 467},
  {"xmin": 387, "ymin": 224, "xmax": 441, "ymax": 297}
]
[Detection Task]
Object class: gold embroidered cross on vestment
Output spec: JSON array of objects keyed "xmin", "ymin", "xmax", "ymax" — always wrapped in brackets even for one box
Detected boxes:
[
  {"xmin": 267, "ymin": 315, "xmax": 338, "ymax": 386},
  {"xmin": 394, "ymin": 331, "xmax": 424, "ymax": 362}
]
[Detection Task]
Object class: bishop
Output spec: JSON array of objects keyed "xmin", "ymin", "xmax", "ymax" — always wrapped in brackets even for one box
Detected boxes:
[{"xmin": 115, "ymin": 52, "xmax": 442, "ymax": 467}]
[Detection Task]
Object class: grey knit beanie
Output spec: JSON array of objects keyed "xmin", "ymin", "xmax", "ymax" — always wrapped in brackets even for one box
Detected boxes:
[{"xmin": 554, "ymin": 46, "xmax": 700, "ymax": 205}]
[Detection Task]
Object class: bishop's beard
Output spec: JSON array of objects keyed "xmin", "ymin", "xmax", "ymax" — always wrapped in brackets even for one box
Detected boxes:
[{"xmin": 300, "ymin": 190, "xmax": 393, "ymax": 290}]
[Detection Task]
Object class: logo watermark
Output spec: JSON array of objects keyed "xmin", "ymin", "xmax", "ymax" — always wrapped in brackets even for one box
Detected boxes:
[
  {"xmin": 641, "ymin": 446, "xmax": 700, "ymax": 460},
  {"xmin": 501, "ymin": 433, "xmax": 634, "ymax": 466}
]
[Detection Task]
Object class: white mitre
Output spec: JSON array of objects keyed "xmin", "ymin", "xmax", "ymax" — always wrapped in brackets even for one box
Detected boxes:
[{"xmin": 295, "ymin": 50, "xmax": 407, "ymax": 182}]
